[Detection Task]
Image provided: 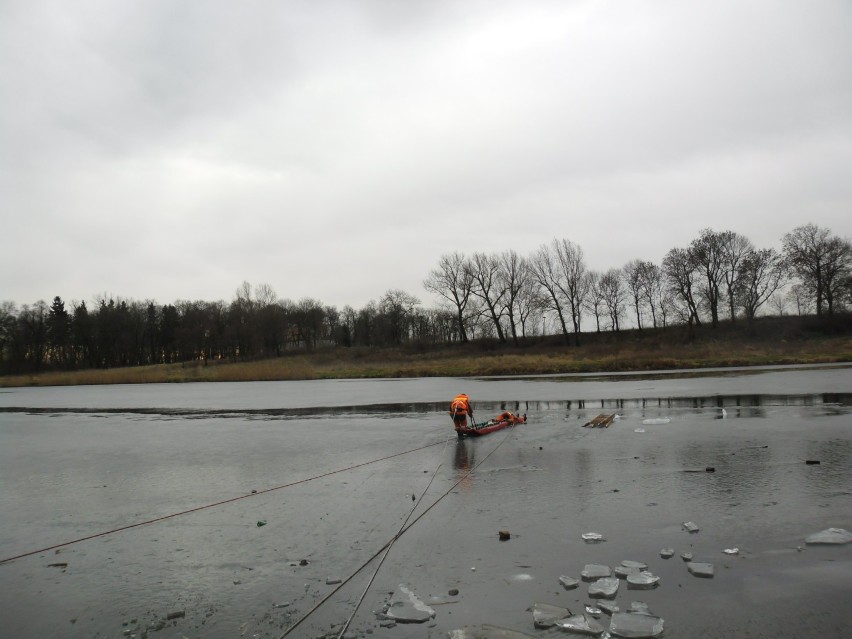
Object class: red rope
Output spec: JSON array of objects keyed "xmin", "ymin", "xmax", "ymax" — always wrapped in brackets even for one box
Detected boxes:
[{"xmin": 0, "ymin": 440, "xmax": 444, "ymax": 565}]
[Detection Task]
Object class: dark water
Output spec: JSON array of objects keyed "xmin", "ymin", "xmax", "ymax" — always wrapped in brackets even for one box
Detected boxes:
[{"xmin": 0, "ymin": 365, "xmax": 850, "ymax": 638}]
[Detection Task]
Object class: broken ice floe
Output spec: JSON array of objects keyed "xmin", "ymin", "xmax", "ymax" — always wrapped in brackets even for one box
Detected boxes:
[
  {"xmin": 621, "ymin": 560, "xmax": 647, "ymax": 570},
  {"xmin": 588, "ymin": 577, "xmax": 619, "ymax": 599},
  {"xmin": 659, "ymin": 548, "xmax": 674, "ymax": 559},
  {"xmin": 682, "ymin": 521, "xmax": 699, "ymax": 533},
  {"xmin": 626, "ymin": 572, "xmax": 660, "ymax": 590},
  {"xmin": 609, "ymin": 612, "xmax": 665, "ymax": 638},
  {"xmin": 532, "ymin": 603, "xmax": 571, "ymax": 629},
  {"xmin": 598, "ymin": 601, "xmax": 620, "ymax": 616},
  {"xmin": 680, "ymin": 552, "xmax": 693, "ymax": 561},
  {"xmin": 559, "ymin": 575, "xmax": 580, "ymax": 590},
  {"xmin": 382, "ymin": 585, "xmax": 435, "ymax": 623},
  {"xmin": 723, "ymin": 547, "xmax": 739, "ymax": 555},
  {"xmin": 582, "ymin": 532, "xmax": 606, "ymax": 543},
  {"xmin": 554, "ymin": 614, "xmax": 605, "ymax": 635},
  {"xmin": 627, "ymin": 601, "xmax": 652, "ymax": 615},
  {"xmin": 613, "ymin": 565, "xmax": 639, "ymax": 579},
  {"xmin": 581, "ymin": 564, "xmax": 612, "ymax": 581},
  {"xmin": 687, "ymin": 562, "xmax": 715, "ymax": 578},
  {"xmin": 804, "ymin": 527, "xmax": 852, "ymax": 545},
  {"xmin": 584, "ymin": 604, "xmax": 602, "ymax": 618}
]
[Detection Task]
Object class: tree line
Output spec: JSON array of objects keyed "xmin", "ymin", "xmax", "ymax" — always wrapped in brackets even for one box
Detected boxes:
[{"xmin": 1, "ymin": 223, "xmax": 849, "ymax": 374}]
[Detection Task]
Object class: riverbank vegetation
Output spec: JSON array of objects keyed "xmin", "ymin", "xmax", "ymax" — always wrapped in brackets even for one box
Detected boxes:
[
  {"xmin": 2, "ymin": 315, "xmax": 849, "ymax": 387},
  {"xmin": 1, "ymin": 224, "xmax": 849, "ymax": 385}
]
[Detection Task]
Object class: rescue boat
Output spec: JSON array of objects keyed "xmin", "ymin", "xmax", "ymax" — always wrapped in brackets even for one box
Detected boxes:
[{"xmin": 456, "ymin": 412, "xmax": 526, "ymax": 438}]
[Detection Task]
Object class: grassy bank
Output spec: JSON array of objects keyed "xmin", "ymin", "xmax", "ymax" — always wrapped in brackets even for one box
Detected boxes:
[{"xmin": 2, "ymin": 316, "xmax": 851, "ymax": 387}]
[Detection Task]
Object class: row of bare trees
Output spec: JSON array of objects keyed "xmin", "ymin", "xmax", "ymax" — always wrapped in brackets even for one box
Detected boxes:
[
  {"xmin": 424, "ymin": 224, "xmax": 850, "ymax": 344},
  {"xmin": 1, "ymin": 224, "xmax": 849, "ymax": 374}
]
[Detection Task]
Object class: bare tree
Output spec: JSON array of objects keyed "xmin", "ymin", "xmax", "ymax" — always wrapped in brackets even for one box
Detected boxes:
[
  {"xmin": 553, "ymin": 239, "xmax": 589, "ymax": 345},
  {"xmin": 378, "ymin": 289, "xmax": 421, "ymax": 345},
  {"xmin": 737, "ymin": 248, "xmax": 787, "ymax": 322},
  {"xmin": 467, "ymin": 252, "xmax": 508, "ymax": 342},
  {"xmin": 720, "ymin": 231, "xmax": 754, "ymax": 322},
  {"xmin": 600, "ymin": 269, "xmax": 626, "ymax": 332},
  {"xmin": 497, "ymin": 250, "xmax": 530, "ymax": 346},
  {"xmin": 423, "ymin": 252, "xmax": 474, "ymax": 342},
  {"xmin": 690, "ymin": 229, "xmax": 727, "ymax": 327},
  {"xmin": 637, "ymin": 261, "xmax": 663, "ymax": 328},
  {"xmin": 529, "ymin": 243, "xmax": 572, "ymax": 343},
  {"xmin": 786, "ymin": 283, "xmax": 813, "ymax": 316},
  {"xmin": 622, "ymin": 259, "xmax": 645, "ymax": 329},
  {"xmin": 585, "ymin": 271, "xmax": 606, "ymax": 333},
  {"xmin": 662, "ymin": 247, "xmax": 701, "ymax": 327},
  {"xmin": 783, "ymin": 224, "xmax": 852, "ymax": 317}
]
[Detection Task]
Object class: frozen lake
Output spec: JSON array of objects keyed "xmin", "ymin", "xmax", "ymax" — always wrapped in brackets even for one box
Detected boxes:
[{"xmin": 1, "ymin": 364, "xmax": 850, "ymax": 638}]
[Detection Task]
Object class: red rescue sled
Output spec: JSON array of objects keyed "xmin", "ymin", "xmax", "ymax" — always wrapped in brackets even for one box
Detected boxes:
[{"xmin": 456, "ymin": 412, "xmax": 526, "ymax": 438}]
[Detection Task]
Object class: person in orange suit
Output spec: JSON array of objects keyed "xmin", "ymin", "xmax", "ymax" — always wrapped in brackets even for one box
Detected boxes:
[{"xmin": 450, "ymin": 393, "xmax": 474, "ymax": 432}]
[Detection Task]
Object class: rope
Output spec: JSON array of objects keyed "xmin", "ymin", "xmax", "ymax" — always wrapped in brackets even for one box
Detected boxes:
[
  {"xmin": 278, "ymin": 425, "xmax": 517, "ymax": 638},
  {"xmin": 0, "ymin": 440, "xmax": 445, "ymax": 566}
]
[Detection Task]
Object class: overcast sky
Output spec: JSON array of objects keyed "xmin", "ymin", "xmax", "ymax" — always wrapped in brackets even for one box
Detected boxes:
[{"xmin": 2, "ymin": 0, "xmax": 850, "ymax": 311}]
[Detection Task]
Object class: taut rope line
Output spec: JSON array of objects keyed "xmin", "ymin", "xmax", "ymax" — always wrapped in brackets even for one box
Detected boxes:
[{"xmin": 0, "ymin": 440, "xmax": 445, "ymax": 566}]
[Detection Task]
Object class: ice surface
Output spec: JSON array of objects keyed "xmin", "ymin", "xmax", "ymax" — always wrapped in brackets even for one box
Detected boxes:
[
  {"xmin": 588, "ymin": 577, "xmax": 620, "ymax": 599},
  {"xmin": 804, "ymin": 528, "xmax": 852, "ymax": 545},
  {"xmin": 448, "ymin": 624, "xmax": 536, "ymax": 638},
  {"xmin": 554, "ymin": 614, "xmax": 605, "ymax": 635},
  {"xmin": 626, "ymin": 572, "xmax": 660, "ymax": 590},
  {"xmin": 383, "ymin": 585, "xmax": 435, "ymax": 623},
  {"xmin": 609, "ymin": 612, "xmax": 665, "ymax": 638},
  {"xmin": 641, "ymin": 418, "xmax": 670, "ymax": 425},
  {"xmin": 581, "ymin": 564, "xmax": 613, "ymax": 581},
  {"xmin": 533, "ymin": 603, "xmax": 571, "ymax": 629}
]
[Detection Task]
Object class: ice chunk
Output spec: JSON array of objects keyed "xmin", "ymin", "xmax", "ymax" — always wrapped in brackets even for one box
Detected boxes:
[
  {"xmin": 682, "ymin": 521, "xmax": 699, "ymax": 533},
  {"xmin": 659, "ymin": 548, "xmax": 674, "ymax": 559},
  {"xmin": 614, "ymin": 565, "xmax": 639, "ymax": 579},
  {"xmin": 448, "ymin": 624, "xmax": 536, "ymax": 638},
  {"xmin": 532, "ymin": 603, "xmax": 571, "ymax": 629},
  {"xmin": 641, "ymin": 418, "xmax": 670, "ymax": 425},
  {"xmin": 609, "ymin": 612, "xmax": 664, "ymax": 638},
  {"xmin": 804, "ymin": 528, "xmax": 852, "ymax": 545},
  {"xmin": 584, "ymin": 604, "xmax": 602, "ymax": 618},
  {"xmin": 626, "ymin": 572, "xmax": 660, "ymax": 590},
  {"xmin": 582, "ymin": 532, "xmax": 606, "ymax": 543},
  {"xmin": 621, "ymin": 560, "xmax": 647, "ymax": 570},
  {"xmin": 554, "ymin": 614, "xmax": 605, "ymax": 635},
  {"xmin": 723, "ymin": 547, "xmax": 739, "ymax": 555},
  {"xmin": 588, "ymin": 577, "xmax": 619, "ymax": 599},
  {"xmin": 627, "ymin": 602, "xmax": 652, "ymax": 615},
  {"xmin": 559, "ymin": 575, "xmax": 580, "ymax": 590},
  {"xmin": 680, "ymin": 552, "xmax": 693, "ymax": 561},
  {"xmin": 383, "ymin": 585, "xmax": 436, "ymax": 623},
  {"xmin": 687, "ymin": 562, "xmax": 715, "ymax": 578},
  {"xmin": 581, "ymin": 564, "xmax": 612, "ymax": 581},
  {"xmin": 634, "ymin": 428, "xmax": 645, "ymax": 433},
  {"xmin": 597, "ymin": 601, "xmax": 620, "ymax": 615}
]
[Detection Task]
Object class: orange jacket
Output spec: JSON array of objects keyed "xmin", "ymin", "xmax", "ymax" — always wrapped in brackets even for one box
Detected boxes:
[{"xmin": 450, "ymin": 394, "xmax": 472, "ymax": 416}]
